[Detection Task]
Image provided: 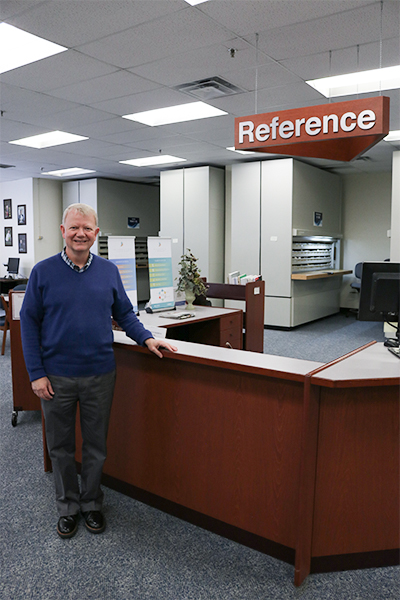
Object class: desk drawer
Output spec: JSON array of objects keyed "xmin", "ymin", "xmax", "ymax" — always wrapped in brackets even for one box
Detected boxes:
[
  {"xmin": 220, "ymin": 330, "xmax": 242, "ymax": 349},
  {"xmin": 219, "ymin": 312, "xmax": 242, "ymax": 349},
  {"xmin": 219, "ymin": 313, "xmax": 242, "ymax": 331}
]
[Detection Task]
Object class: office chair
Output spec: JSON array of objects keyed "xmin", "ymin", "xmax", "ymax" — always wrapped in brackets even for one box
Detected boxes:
[
  {"xmin": 0, "ymin": 295, "xmax": 10, "ymax": 355},
  {"xmin": 350, "ymin": 262, "xmax": 363, "ymax": 293},
  {"xmin": 12, "ymin": 284, "xmax": 27, "ymax": 291}
]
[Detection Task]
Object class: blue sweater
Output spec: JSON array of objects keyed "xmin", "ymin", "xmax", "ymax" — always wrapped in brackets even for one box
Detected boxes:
[{"xmin": 20, "ymin": 253, "xmax": 153, "ymax": 381}]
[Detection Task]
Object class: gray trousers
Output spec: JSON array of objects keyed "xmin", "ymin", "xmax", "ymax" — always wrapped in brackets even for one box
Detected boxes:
[{"xmin": 41, "ymin": 370, "xmax": 116, "ymax": 517}]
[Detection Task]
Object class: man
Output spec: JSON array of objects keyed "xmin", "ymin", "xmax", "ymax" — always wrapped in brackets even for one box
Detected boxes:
[{"xmin": 20, "ymin": 203, "xmax": 177, "ymax": 539}]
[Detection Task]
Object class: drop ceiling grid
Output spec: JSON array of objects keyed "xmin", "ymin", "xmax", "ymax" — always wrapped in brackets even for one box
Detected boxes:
[
  {"xmin": 199, "ymin": 0, "xmax": 374, "ymax": 37},
  {"xmin": 76, "ymin": 8, "xmax": 238, "ymax": 70},
  {"xmin": 256, "ymin": 3, "xmax": 394, "ymax": 61},
  {"xmin": 129, "ymin": 40, "xmax": 259, "ymax": 89},
  {"xmin": 4, "ymin": 0, "xmax": 185, "ymax": 48},
  {"xmin": 46, "ymin": 70, "xmax": 160, "ymax": 106}
]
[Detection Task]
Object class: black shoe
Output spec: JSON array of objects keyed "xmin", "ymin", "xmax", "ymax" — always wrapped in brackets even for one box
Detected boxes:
[
  {"xmin": 82, "ymin": 510, "xmax": 106, "ymax": 534},
  {"xmin": 57, "ymin": 514, "xmax": 79, "ymax": 539}
]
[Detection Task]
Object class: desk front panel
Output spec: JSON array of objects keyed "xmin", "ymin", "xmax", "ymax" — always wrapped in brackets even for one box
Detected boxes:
[
  {"xmin": 312, "ymin": 384, "xmax": 399, "ymax": 557},
  {"xmin": 100, "ymin": 344, "xmax": 305, "ymax": 549}
]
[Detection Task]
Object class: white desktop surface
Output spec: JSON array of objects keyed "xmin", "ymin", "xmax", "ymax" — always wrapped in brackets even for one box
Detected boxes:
[
  {"xmin": 311, "ymin": 342, "xmax": 400, "ymax": 386},
  {"xmin": 113, "ymin": 328, "xmax": 322, "ymax": 379},
  {"xmin": 137, "ymin": 305, "xmax": 240, "ymax": 328}
]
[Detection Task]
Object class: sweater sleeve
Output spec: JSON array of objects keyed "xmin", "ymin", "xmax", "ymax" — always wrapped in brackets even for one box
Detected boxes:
[
  {"xmin": 20, "ymin": 269, "xmax": 47, "ymax": 382},
  {"xmin": 111, "ymin": 269, "xmax": 153, "ymax": 346}
]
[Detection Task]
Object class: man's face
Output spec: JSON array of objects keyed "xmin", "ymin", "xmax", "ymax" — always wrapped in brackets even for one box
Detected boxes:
[{"xmin": 60, "ymin": 209, "xmax": 99, "ymax": 257}]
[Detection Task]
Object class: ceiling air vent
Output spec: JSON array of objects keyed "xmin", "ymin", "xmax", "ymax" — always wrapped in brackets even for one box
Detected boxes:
[
  {"xmin": 0, "ymin": 163, "xmax": 15, "ymax": 168},
  {"xmin": 175, "ymin": 77, "xmax": 244, "ymax": 101}
]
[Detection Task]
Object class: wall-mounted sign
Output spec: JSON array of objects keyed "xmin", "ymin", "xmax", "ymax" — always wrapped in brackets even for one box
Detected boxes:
[
  {"xmin": 314, "ymin": 212, "xmax": 323, "ymax": 227},
  {"xmin": 128, "ymin": 217, "xmax": 140, "ymax": 229},
  {"xmin": 234, "ymin": 96, "xmax": 389, "ymax": 162}
]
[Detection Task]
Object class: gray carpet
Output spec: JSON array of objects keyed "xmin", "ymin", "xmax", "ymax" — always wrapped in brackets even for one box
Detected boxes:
[
  {"xmin": 1, "ymin": 315, "xmax": 399, "ymax": 599},
  {"xmin": 263, "ymin": 311, "xmax": 386, "ymax": 362}
]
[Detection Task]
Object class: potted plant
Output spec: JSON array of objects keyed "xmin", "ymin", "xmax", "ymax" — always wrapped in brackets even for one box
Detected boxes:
[{"xmin": 176, "ymin": 249, "xmax": 207, "ymax": 309}]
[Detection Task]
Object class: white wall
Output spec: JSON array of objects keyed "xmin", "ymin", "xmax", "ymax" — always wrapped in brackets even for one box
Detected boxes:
[
  {"xmin": 0, "ymin": 178, "xmax": 63, "ymax": 278},
  {"xmin": 340, "ymin": 171, "xmax": 392, "ymax": 308},
  {"xmin": 0, "ymin": 178, "xmax": 34, "ymax": 278},
  {"xmin": 390, "ymin": 151, "xmax": 400, "ymax": 262},
  {"xmin": 33, "ymin": 179, "xmax": 63, "ymax": 264}
]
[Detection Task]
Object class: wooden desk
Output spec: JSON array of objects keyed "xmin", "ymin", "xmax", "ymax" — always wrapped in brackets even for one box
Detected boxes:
[
  {"xmin": 205, "ymin": 280, "xmax": 265, "ymax": 353},
  {"xmin": 0, "ymin": 278, "xmax": 28, "ymax": 294},
  {"xmin": 138, "ymin": 306, "xmax": 243, "ymax": 350},
  {"xmin": 8, "ymin": 290, "xmax": 41, "ymax": 426},
  {"xmin": 71, "ymin": 335, "xmax": 399, "ymax": 585}
]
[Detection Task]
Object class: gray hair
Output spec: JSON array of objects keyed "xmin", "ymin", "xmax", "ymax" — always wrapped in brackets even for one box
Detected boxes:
[{"xmin": 62, "ymin": 203, "xmax": 98, "ymax": 226}]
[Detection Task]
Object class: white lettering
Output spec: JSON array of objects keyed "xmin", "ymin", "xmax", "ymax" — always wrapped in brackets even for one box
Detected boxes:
[
  {"xmin": 270, "ymin": 116, "xmax": 279, "ymax": 140},
  {"xmin": 279, "ymin": 120, "xmax": 294, "ymax": 139},
  {"xmin": 305, "ymin": 117, "xmax": 321, "ymax": 136},
  {"xmin": 237, "ymin": 105, "xmax": 379, "ymax": 145},
  {"xmin": 239, "ymin": 121, "xmax": 254, "ymax": 143},
  {"xmin": 340, "ymin": 112, "xmax": 357, "ymax": 132},
  {"xmin": 295, "ymin": 118, "xmax": 305, "ymax": 137},
  {"xmin": 255, "ymin": 124, "xmax": 270, "ymax": 141},
  {"xmin": 358, "ymin": 110, "xmax": 376, "ymax": 130},
  {"xmin": 323, "ymin": 114, "xmax": 339, "ymax": 134}
]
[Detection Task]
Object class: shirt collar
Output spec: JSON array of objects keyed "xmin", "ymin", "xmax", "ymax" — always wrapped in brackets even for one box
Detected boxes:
[{"xmin": 61, "ymin": 248, "xmax": 93, "ymax": 273}]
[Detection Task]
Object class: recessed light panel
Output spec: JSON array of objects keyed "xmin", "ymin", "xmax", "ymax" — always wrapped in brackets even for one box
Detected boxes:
[
  {"xmin": 42, "ymin": 168, "xmax": 96, "ymax": 177},
  {"xmin": 184, "ymin": 0, "xmax": 209, "ymax": 5},
  {"xmin": 9, "ymin": 131, "xmax": 88, "ymax": 149},
  {"xmin": 0, "ymin": 23, "xmax": 67, "ymax": 75},
  {"xmin": 226, "ymin": 147, "xmax": 257, "ymax": 155},
  {"xmin": 384, "ymin": 130, "xmax": 400, "ymax": 142},
  {"xmin": 306, "ymin": 65, "xmax": 400, "ymax": 98},
  {"xmin": 122, "ymin": 101, "xmax": 227, "ymax": 126},
  {"xmin": 120, "ymin": 156, "xmax": 187, "ymax": 167}
]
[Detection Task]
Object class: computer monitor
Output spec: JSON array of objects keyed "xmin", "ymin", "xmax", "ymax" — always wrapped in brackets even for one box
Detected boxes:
[
  {"xmin": 7, "ymin": 257, "xmax": 20, "ymax": 276},
  {"xmin": 358, "ymin": 262, "xmax": 400, "ymax": 351}
]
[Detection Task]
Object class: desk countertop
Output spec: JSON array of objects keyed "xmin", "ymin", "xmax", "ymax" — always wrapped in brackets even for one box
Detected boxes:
[
  {"xmin": 113, "ymin": 328, "xmax": 323, "ymax": 381},
  {"xmin": 310, "ymin": 342, "xmax": 400, "ymax": 387},
  {"xmin": 137, "ymin": 305, "xmax": 241, "ymax": 329}
]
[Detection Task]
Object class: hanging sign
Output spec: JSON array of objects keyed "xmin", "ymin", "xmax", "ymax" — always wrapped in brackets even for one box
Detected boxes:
[
  {"xmin": 108, "ymin": 236, "xmax": 138, "ymax": 313},
  {"xmin": 235, "ymin": 96, "xmax": 389, "ymax": 161},
  {"xmin": 147, "ymin": 237, "xmax": 175, "ymax": 312}
]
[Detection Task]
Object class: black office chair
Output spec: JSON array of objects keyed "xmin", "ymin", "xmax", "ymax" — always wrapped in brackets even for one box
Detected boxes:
[{"xmin": 350, "ymin": 262, "xmax": 363, "ymax": 293}]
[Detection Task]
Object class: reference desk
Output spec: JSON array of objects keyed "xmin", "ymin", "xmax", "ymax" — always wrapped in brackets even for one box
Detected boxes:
[{"xmin": 71, "ymin": 335, "xmax": 399, "ymax": 586}]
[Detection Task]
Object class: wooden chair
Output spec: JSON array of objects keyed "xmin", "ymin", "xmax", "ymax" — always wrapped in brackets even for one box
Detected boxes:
[{"xmin": 1, "ymin": 294, "xmax": 10, "ymax": 355}]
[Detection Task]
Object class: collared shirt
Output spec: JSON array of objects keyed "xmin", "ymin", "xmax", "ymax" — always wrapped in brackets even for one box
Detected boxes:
[{"xmin": 61, "ymin": 247, "xmax": 93, "ymax": 273}]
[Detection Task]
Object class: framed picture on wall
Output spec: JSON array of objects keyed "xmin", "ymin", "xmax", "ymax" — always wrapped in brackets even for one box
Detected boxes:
[
  {"xmin": 18, "ymin": 233, "xmax": 27, "ymax": 254},
  {"xmin": 17, "ymin": 204, "xmax": 26, "ymax": 225},
  {"xmin": 5, "ymin": 226, "xmax": 13, "ymax": 246},
  {"xmin": 3, "ymin": 199, "xmax": 12, "ymax": 219}
]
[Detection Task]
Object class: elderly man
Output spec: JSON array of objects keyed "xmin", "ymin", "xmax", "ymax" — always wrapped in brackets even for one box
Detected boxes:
[{"xmin": 20, "ymin": 203, "xmax": 177, "ymax": 538}]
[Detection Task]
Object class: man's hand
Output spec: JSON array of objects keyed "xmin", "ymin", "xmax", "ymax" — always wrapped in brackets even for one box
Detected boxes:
[
  {"xmin": 144, "ymin": 338, "xmax": 178, "ymax": 358},
  {"xmin": 31, "ymin": 376, "xmax": 54, "ymax": 401}
]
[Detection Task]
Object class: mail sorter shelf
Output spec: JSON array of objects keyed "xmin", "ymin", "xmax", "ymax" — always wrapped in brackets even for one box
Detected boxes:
[
  {"xmin": 204, "ymin": 279, "xmax": 265, "ymax": 353},
  {"xmin": 292, "ymin": 238, "xmax": 338, "ymax": 273}
]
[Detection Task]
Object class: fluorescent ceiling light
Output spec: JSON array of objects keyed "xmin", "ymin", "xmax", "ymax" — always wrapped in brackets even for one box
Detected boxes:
[
  {"xmin": 42, "ymin": 168, "xmax": 96, "ymax": 177},
  {"xmin": 184, "ymin": 0, "xmax": 210, "ymax": 5},
  {"xmin": 226, "ymin": 146, "xmax": 257, "ymax": 155},
  {"xmin": 306, "ymin": 65, "xmax": 400, "ymax": 98},
  {"xmin": 9, "ymin": 131, "xmax": 88, "ymax": 149},
  {"xmin": 120, "ymin": 155, "xmax": 187, "ymax": 167},
  {"xmin": 122, "ymin": 101, "xmax": 227, "ymax": 126},
  {"xmin": 384, "ymin": 130, "xmax": 400, "ymax": 142},
  {"xmin": 0, "ymin": 23, "xmax": 67, "ymax": 75}
]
